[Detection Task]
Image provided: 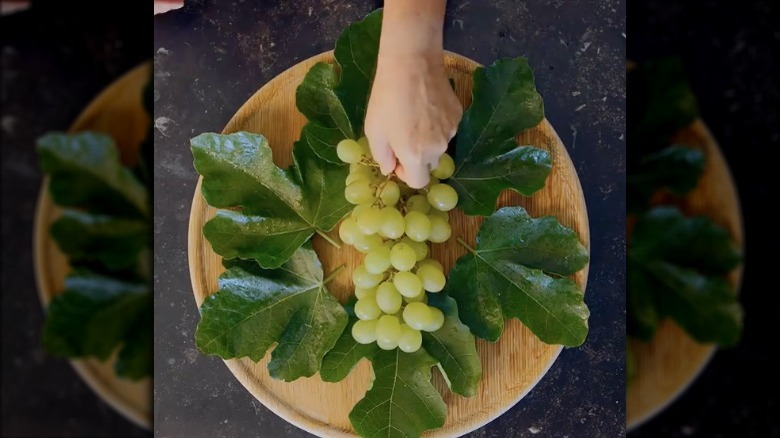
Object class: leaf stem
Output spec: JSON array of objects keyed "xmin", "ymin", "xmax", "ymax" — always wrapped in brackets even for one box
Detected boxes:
[
  {"xmin": 316, "ymin": 229, "xmax": 341, "ymax": 249},
  {"xmin": 323, "ymin": 264, "xmax": 346, "ymax": 285},
  {"xmin": 457, "ymin": 237, "xmax": 477, "ymax": 254}
]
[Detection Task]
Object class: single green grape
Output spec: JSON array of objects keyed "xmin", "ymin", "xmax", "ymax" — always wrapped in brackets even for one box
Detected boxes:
[
  {"xmin": 345, "ymin": 180, "xmax": 375, "ymax": 205},
  {"xmin": 338, "ymin": 217, "xmax": 359, "ymax": 245},
  {"xmin": 428, "ymin": 214, "xmax": 452, "ymax": 243},
  {"xmin": 377, "ymin": 180, "xmax": 400, "ymax": 206},
  {"xmin": 427, "ymin": 183, "xmax": 458, "ymax": 211},
  {"xmin": 378, "ymin": 207, "xmax": 405, "ymax": 239},
  {"xmin": 352, "ymin": 264, "xmax": 383, "ymax": 288},
  {"xmin": 364, "ymin": 245, "xmax": 391, "ymax": 275},
  {"xmin": 352, "ymin": 233, "xmax": 384, "ymax": 253},
  {"xmin": 430, "ymin": 153, "xmax": 455, "ymax": 179},
  {"xmin": 376, "ymin": 336, "xmax": 397, "ymax": 350},
  {"xmin": 397, "ymin": 324, "xmax": 423, "ymax": 353},
  {"xmin": 393, "ymin": 271, "xmax": 423, "ymax": 298},
  {"xmin": 352, "ymin": 319, "xmax": 378, "ymax": 344},
  {"xmin": 351, "ymin": 202, "xmax": 371, "ymax": 219},
  {"xmin": 404, "ymin": 210, "xmax": 431, "ymax": 242},
  {"xmin": 417, "ymin": 258, "xmax": 443, "ymax": 272},
  {"xmin": 355, "ymin": 286, "xmax": 377, "ymax": 301},
  {"xmin": 401, "ymin": 236, "xmax": 428, "ymax": 261},
  {"xmin": 336, "ymin": 139, "xmax": 363, "ymax": 164},
  {"xmin": 354, "ymin": 298, "xmax": 382, "ymax": 320},
  {"xmin": 406, "ymin": 194, "xmax": 432, "ymax": 214},
  {"xmin": 346, "ymin": 172, "xmax": 369, "ymax": 186},
  {"xmin": 356, "ymin": 206, "xmax": 383, "ymax": 235},
  {"xmin": 376, "ymin": 282, "xmax": 403, "ymax": 314},
  {"xmin": 423, "ymin": 307, "xmax": 445, "ymax": 332},
  {"xmin": 416, "ymin": 263, "xmax": 446, "ymax": 292},
  {"xmin": 402, "ymin": 302, "xmax": 432, "ymax": 331},
  {"xmin": 390, "ymin": 242, "xmax": 417, "ymax": 271},
  {"xmin": 350, "ymin": 162, "xmax": 374, "ymax": 176},
  {"xmin": 376, "ymin": 314, "xmax": 401, "ymax": 344}
]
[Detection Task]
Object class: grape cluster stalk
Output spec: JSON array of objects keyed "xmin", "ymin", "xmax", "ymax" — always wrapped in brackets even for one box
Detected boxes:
[{"xmin": 335, "ymin": 137, "xmax": 459, "ymax": 353}]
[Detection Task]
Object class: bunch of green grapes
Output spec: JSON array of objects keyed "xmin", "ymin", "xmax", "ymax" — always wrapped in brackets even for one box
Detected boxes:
[{"xmin": 336, "ymin": 137, "xmax": 458, "ymax": 353}]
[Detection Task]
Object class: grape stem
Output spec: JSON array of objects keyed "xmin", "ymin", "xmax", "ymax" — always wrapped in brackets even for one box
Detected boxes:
[
  {"xmin": 316, "ymin": 230, "xmax": 341, "ymax": 248},
  {"xmin": 371, "ymin": 172, "xmax": 397, "ymax": 208},
  {"xmin": 456, "ymin": 236, "xmax": 477, "ymax": 253},
  {"xmin": 323, "ymin": 264, "xmax": 347, "ymax": 285}
]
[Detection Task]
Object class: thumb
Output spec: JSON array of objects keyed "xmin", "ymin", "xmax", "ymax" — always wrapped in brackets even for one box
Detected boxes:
[{"xmin": 396, "ymin": 161, "xmax": 430, "ymax": 189}]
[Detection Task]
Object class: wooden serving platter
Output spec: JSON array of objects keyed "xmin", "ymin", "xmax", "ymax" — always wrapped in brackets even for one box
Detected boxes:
[{"xmin": 188, "ymin": 51, "xmax": 590, "ymax": 437}]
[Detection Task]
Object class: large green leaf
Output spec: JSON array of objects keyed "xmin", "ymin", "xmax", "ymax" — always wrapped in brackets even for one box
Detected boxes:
[
  {"xmin": 321, "ymin": 296, "xmax": 482, "ymax": 399},
  {"xmin": 38, "ymin": 86, "xmax": 153, "ymax": 381},
  {"xmin": 332, "ymin": 8, "xmax": 382, "ymax": 137},
  {"xmin": 349, "ymin": 349, "xmax": 446, "ymax": 438},
  {"xmin": 296, "ymin": 62, "xmax": 356, "ymax": 141},
  {"xmin": 630, "ymin": 206, "xmax": 741, "ymax": 274},
  {"xmin": 37, "ymin": 132, "xmax": 149, "ymax": 218},
  {"xmin": 627, "ymin": 145, "xmax": 705, "ymax": 212},
  {"xmin": 116, "ymin": 303, "xmax": 153, "ymax": 380},
  {"xmin": 192, "ymin": 132, "xmax": 350, "ymax": 268},
  {"xmin": 422, "ymin": 294, "xmax": 481, "ymax": 397},
  {"xmin": 293, "ymin": 8, "xmax": 381, "ymax": 162},
  {"xmin": 50, "ymin": 209, "xmax": 148, "ymax": 271},
  {"xmin": 41, "ymin": 273, "xmax": 150, "ymax": 379},
  {"xmin": 321, "ymin": 297, "xmax": 480, "ymax": 433},
  {"xmin": 192, "ymin": 11, "xmax": 383, "ymax": 269},
  {"xmin": 445, "ymin": 206, "xmax": 589, "ymax": 345},
  {"xmin": 450, "ymin": 58, "xmax": 551, "ymax": 216},
  {"xmin": 195, "ymin": 246, "xmax": 348, "ymax": 381},
  {"xmin": 628, "ymin": 206, "xmax": 742, "ymax": 345}
]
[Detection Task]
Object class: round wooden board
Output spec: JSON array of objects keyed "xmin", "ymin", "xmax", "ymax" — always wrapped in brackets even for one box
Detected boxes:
[
  {"xmin": 626, "ymin": 120, "xmax": 744, "ymax": 430},
  {"xmin": 188, "ymin": 51, "xmax": 590, "ymax": 437},
  {"xmin": 33, "ymin": 62, "xmax": 152, "ymax": 430}
]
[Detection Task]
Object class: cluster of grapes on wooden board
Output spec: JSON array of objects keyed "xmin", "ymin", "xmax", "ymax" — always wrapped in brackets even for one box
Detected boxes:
[{"xmin": 336, "ymin": 137, "xmax": 459, "ymax": 353}]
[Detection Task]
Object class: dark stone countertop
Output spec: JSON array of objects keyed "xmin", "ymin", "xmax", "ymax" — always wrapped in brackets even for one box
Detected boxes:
[
  {"xmin": 628, "ymin": 1, "xmax": 779, "ymax": 436},
  {"xmin": 153, "ymin": 1, "xmax": 625, "ymax": 437},
  {"xmin": 1, "ymin": 4, "xmax": 151, "ymax": 437}
]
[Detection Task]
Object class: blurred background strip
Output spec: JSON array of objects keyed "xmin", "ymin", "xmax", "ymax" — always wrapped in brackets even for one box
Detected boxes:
[{"xmin": 1, "ymin": 2, "xmax": 153, "ymax": 437}]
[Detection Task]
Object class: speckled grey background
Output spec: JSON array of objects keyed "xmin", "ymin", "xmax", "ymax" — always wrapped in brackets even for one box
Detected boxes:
[
  {"xmin": 153, "ymin": 1, "xmax": 625, "ymax": 437},
  {"xmin": 1, "ymin": 4, "xmax": 151, "ymax": 437}
]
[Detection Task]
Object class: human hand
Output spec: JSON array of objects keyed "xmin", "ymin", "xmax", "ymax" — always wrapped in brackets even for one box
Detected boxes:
[
  {"xmin": 364, "ymin": 0, "xmax": 461, "ymax": 189},
  {"xmin": 365, "ymin": 54, "xmax": 462, "ymax": 189}
]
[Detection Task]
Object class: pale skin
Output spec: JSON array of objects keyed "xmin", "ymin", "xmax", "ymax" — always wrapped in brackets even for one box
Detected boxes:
[{"xmin": 365, "ymin": 0, "xmax": 462, "ymax": 189}]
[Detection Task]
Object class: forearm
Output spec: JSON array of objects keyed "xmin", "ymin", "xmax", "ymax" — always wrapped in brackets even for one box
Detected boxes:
[{"xmin": 380, "ymin": 0, "xmax": 446, "ymax": 56}]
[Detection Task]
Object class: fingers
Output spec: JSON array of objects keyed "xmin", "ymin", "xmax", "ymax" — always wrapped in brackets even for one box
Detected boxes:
[
  {"xmin": 394, "ymin": 137, "xmax": 449, "ymax": 188},
  {"xmin": 369, "ymin": 137, "xmax": 397, "ymax": 175},
  {"xmin": 395, "ymin": 162, "xmax": 431, "ymax": 189},
  {"xmin": 365, "ymin": 117, "xmax": 397, "ymax": 175}
]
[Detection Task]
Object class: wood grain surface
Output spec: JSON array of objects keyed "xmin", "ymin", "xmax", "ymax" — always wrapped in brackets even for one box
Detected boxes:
[
  {"xmin": 188, "ymin": 51, "xmax": 590, "ymax": 437},
  {"xmin": 626, "ymin": 120, "xmax": 744, "ymax": 429},
  {"xmin": 33, "ymin": 62, "xmax": 152, "ymax": 429}
]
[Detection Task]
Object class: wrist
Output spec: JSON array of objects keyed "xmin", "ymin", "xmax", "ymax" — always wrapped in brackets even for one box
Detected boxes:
[{"xmin": 380, "ymin": 0, "xmax": 445, "ymax": 56}]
